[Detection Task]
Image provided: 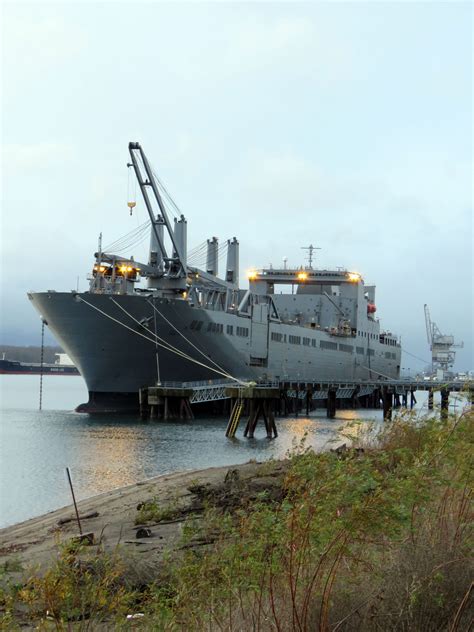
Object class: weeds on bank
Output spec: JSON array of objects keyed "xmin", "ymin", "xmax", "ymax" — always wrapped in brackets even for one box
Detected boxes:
[
  {"xmin": 0, "ymin": 541, "xmax": 136, "ymax": 630},
  {"xmin": 135, "ymin": 497, "xmax": 178, "ymax": 525},
  {"xmin": 144, "ymin": 408, "xmax": 473, "ymax": 631}
]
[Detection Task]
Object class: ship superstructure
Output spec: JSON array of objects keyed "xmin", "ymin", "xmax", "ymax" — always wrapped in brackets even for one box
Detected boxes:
[{"xmin": 28, "ymin": 143, "xmax": 401, "ymax": 412}]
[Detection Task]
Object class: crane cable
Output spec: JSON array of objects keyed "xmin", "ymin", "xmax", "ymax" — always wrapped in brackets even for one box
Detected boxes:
[
  {"xmin": 127, "ymin": 165, "xmax": 137, "ymax": 215},
  {"xmin": 104, "ymin": 220, "xmax": 151, "ymax": 252}
]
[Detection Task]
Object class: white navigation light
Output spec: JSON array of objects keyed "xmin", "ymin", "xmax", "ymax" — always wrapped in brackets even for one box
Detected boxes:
[{"xmin": 247, "ymin": 270, "xmax": 258, "ymax": 281}]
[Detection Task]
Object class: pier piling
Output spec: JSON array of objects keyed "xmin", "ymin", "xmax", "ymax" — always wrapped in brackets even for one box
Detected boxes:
[
  {"xmin": 140, "ymin": 386, "xmax": 194, "ymax": 421},
  {"xmin": 382, "ymin": 387, "xmax": 393, "ymax": 421},
  {"xmin": 226, "ymin": 386, "xmax": 280, "ymax": 438},
  {"xmin": 440, "ymin": 389, "xmax": 449, "ymax": 419},
  {"xmin": 428, "ymin": 389, "xmax": 434, "ymax": 410},
  {"xmin": 326, "ymin": 388, "xmax": 337, "ymax": 419}
]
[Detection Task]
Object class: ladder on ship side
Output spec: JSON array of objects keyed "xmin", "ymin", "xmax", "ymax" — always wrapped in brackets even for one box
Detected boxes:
[{"xmin": 225, "ymin": 398, "xmax": 244, "ymax": 437}]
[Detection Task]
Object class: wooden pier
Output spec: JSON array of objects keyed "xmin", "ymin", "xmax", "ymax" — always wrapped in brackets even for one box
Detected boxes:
[
  {"xmin": 140, "ymin": 386, "xmax": 194, "ymax": 420},
  {"xmin": 139, "ymin": 379, "xmax": 473, "ymax": 436}
]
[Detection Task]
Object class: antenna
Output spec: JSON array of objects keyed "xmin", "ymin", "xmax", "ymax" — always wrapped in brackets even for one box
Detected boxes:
[{"xmin": 301, "ymin": 244, "xmax": 321, "ymax": 269}]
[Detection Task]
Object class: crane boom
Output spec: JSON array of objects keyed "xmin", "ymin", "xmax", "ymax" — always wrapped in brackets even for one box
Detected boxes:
[
  {"xmin": 424, "ymin": 304, "xmax": 432, "ymax": 347},
  {"xmin": 127, "ymin": 142, "xmax": 187, "ymax": 279}
]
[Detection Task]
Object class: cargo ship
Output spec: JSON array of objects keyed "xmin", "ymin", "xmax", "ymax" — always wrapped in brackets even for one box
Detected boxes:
[
  {"xmin": 0, "ymin": 358, "xmax": 79, "ymax": 375},
  {"xmin": 28, "ymin": 143, "xmax": 401, "ymax": 412}
]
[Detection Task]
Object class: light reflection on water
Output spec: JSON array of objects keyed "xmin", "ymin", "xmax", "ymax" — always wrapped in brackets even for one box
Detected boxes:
[{"xmin": 0, "ymin": 376, "xmax": 466, "ymax": 528}]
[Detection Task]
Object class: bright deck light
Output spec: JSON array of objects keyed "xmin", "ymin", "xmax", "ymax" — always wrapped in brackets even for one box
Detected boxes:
[
  {"xmin": 347, "ymin": 272, "xmax": 361, "ymax": 282},
  {"xmin": 297, "ymin": 271, "xmax": 308, "ymax": 281},
  {"xmin": 247, "ymin": 270, "xmax": 258, "ymax": 280}
]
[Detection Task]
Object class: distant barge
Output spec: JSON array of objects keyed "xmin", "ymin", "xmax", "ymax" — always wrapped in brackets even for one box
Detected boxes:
[{"xmin": 0, "ymin": 359, "xmax": 80, "ymax": 376}]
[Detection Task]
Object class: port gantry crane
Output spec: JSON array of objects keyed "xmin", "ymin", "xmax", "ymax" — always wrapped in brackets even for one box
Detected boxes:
[{"xmin": 424, "ymin": 304, "xmax": 463, "ymax": 378}]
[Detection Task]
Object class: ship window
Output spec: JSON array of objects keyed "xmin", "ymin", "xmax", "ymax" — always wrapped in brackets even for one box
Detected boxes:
[
  {"xmin": 190, "ymin": 320, "xmax": 198, "ymax": 330},
  {"xmin": 339, "ymin": 344, "xmax": 353, "ymax": 353},
  {"xmin": 367, "ymin": 349, "xmax": 375, "ymax": 356},
  {"xmin": 237, "ymin": 326, "xmax": 249, "ymax": 337},
  {"xmin": 271, "ymin": 332, "xmax": 283, "ymax": 342},
  {"xmin": 303, "ymin": 337, "xmax": 310, "ymax": 346},
  {"xmin": 208, "ymin": 322, "xmax": 223, "ymax": 333},
  {"xmin": 391, "ymin": 352, "xmax": 397, "ymax": 359},
  {"xmin": 311, "ymin": 339, "xmax": 317, "ymax": 347},
  {"xmin": 196, "ymin": 321, "xmax": 203, "ymax": 331},
  {"xmin": 289, "ymin": 335, "xmax": 301, "ymax": 345},
  {"xmin": 226, "ymin": 325, "xmax": 233, "ymax": 335},
  {"xmin": 356, "ymin": 347, "xmax": 364, "ymax": 355},
  {"xmin": 320, "ymin": 341, "xmax": 337, "ymax": 351},
  {"xmin": 385, "ymin": 351, "xmax": 391, "ymax": 359}
]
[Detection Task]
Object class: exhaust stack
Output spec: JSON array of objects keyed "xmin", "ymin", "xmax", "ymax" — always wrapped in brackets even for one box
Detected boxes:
[
  {"xmin": 226, "ymin": 237, "xmax": 239, "ymax": 286},
  {"xmin": 149, "ymin": 214, "xmax": 164, "ymax": 269},
  {"xmin": 206, "ymin": 237, "xmax": 218, "ymax": 276},
  {"xmin": 173, "ymin": 215, "xmax": 187, "ymax": 268}
]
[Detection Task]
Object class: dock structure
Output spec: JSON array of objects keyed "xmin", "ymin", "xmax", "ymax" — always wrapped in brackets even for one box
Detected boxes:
[
  {"xmin": 225, "ymin": 385, "xmax": 280, "ymax": 438},
  {"xmin": 139, "ymin": 379, "xmax": 473, "ymax": 430},
  {"xmin": 140, "ymin": 385, "xmax": 194, "ymax": 420}
]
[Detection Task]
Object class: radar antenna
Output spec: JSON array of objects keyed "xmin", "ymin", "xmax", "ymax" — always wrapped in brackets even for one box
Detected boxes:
[{"xmin": 301, "ymin": 244, "xmax": 321, "ymax": 269}]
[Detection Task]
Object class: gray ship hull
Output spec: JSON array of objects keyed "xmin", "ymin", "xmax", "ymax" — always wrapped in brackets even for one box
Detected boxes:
[{"xmin": 29, "ymin": 291, "xmax": 401, "ymax": 412}]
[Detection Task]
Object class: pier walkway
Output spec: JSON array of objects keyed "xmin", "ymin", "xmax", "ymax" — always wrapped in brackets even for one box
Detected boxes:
[{"xmin": 139, "ymin": 378, "xmax": 472, "ymax": 422}]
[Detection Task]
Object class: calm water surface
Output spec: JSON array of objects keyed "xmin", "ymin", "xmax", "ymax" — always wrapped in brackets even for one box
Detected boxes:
[{"xmin": 0, "ymin": 375, "xmax": 457, "ymax": 529}]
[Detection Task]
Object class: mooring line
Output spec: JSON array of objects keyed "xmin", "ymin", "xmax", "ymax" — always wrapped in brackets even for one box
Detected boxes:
[
  {"xmin": 77, "ymin": 295, "xmax": 244, "ymax": 383},
  {"xmin": 146, "ymin": 298, "xmax": 238, "ymax": 381},
  {"xmin": 110, "ymin": 297, "xmax": 245, "ymax": 385}
]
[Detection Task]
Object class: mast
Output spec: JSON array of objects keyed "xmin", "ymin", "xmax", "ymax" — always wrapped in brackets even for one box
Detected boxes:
[{"xmin": 301, "ymin": 244, "xmax": 321, "ymax": 269}]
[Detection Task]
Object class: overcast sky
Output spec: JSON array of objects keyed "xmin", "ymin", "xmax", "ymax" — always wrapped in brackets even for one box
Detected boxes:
[{"xmin": 1, "ymin": 1, "xmax": 472, "ymax": 371}]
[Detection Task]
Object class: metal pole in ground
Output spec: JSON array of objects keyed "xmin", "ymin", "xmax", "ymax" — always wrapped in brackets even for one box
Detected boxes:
[
  {"xmin": 39, "ymin": 319, "xmax": 45, "ymax": 411},
  {"xmin": 66, "ymin": 467, "xmax": 83, "ymax": 536}
]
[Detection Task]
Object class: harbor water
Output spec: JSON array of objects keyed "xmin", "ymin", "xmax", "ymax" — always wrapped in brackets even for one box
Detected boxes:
[{"xmin": 0, "ymin": 375, "xmax": 464, "ymax": 529}]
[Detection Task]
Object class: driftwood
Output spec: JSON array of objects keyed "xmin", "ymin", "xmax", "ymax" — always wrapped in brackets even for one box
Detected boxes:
[{"xmin": 57, "ymin": 511, "xmax": 99, "ymax": 526}]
